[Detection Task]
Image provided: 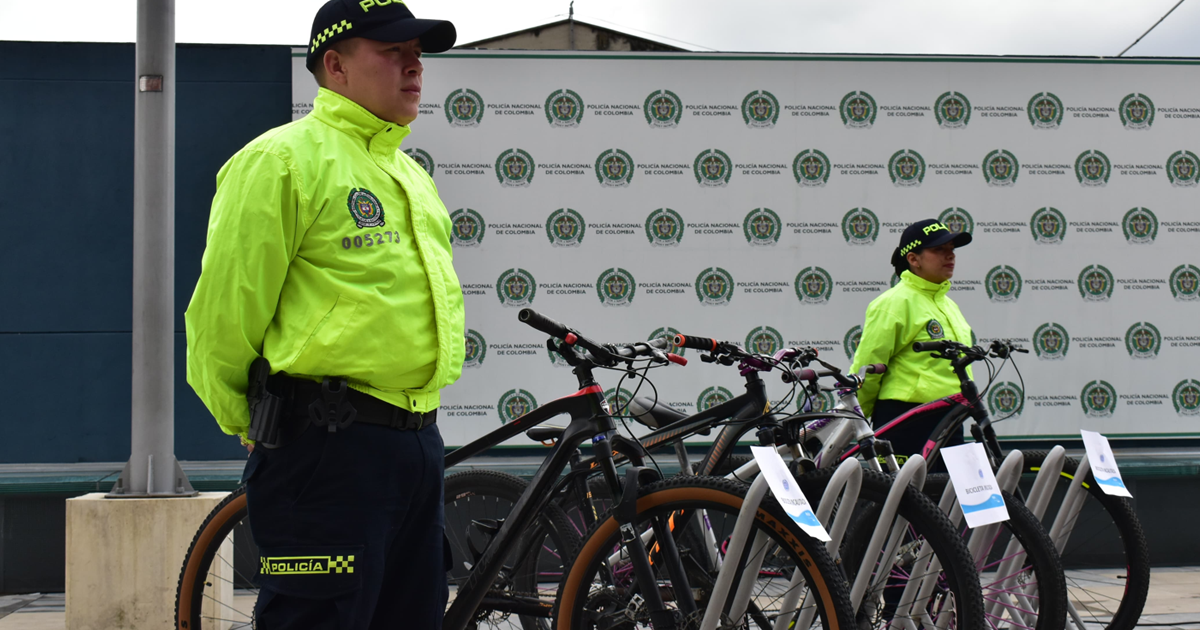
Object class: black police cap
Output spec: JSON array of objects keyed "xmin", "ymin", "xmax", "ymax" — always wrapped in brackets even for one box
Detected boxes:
[
  {"xmin": 306, "ymin": 0, "xmax": 457, "ymax": 71},
  {"xmin": 890, "ymin": 218, "xmax": 972, "ymax": 270}
]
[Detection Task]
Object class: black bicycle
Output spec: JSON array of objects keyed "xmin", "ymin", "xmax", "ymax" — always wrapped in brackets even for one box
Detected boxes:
[{"xmin": 175, "ymin": 310, "xmax": 855, "ymax": 630}]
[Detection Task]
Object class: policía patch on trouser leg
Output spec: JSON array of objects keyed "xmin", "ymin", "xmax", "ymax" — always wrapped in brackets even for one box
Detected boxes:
[{"xmin": 256, "ymin": 545, "xmax": 365, "ymax": 597}]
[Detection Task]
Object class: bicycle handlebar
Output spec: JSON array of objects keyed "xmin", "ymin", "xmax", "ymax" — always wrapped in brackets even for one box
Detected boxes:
[
  {"xmin": 519, "ymin": 308, "xmax": 679, "ymax": 366},
  {"xmin": 912, "ymin": 340, "xmax": 953, "ymax": 353},
  {"xmin": 672, "ymin": 334, "xmax": 738, "ymax": 354}
]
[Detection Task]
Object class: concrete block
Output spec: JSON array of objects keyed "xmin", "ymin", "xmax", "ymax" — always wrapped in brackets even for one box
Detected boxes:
[{"xmin": 65, "ymin": 492, "xmax": 232, "ymax": 630}]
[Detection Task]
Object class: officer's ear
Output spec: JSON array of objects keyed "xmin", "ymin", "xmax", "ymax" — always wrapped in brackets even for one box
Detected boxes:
[
  {"xmin": 321, "ymin": 40, "xmax": 357, "ymax": 88},
  {"xmin": 906, "ymin": 250, "xmax": 921, "ymax": 270}
]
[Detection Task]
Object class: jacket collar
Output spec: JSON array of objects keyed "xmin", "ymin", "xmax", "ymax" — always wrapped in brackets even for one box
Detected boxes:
[
  {"xmin": 900, "ymin": 270, "xmax": 952, "ymax": 298},
  {"xmin": 309, "ymin": 87, "xmax": 411, "ymax": 155}
]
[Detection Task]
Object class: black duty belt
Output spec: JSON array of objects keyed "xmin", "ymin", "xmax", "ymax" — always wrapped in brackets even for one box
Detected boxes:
[{"xmin": 268, "ymin": 374, "xmax": 436, "ymax": 432}]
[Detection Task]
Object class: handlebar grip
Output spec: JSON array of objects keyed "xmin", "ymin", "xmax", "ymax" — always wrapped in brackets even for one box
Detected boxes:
[
  {"xmin": 517, "ymin": 309, "xmax": 570, "ymax": 339},
  {"xmin": 913, "ymin": 341, "xmax": 948, "ymax": 353},
  {"xmin": 864, "ymin": 363, "xmax": 887, "ymax": 374},
  {"xmin": 796, "ymin": 368, "xmax": 819, "ymax": 382},
  {"xmin": 673, "ymin": 334, "xmax": 720, "ymax": 352}
]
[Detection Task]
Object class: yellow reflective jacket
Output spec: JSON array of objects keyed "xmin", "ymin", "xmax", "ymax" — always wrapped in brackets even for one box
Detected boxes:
[
  {"xmin": 185, "ymin": 88, "xmax": 465, "ymax": 439},
  {"xmin": 849, "ymin": 271, "xmax": 973, "ymax": 419}
]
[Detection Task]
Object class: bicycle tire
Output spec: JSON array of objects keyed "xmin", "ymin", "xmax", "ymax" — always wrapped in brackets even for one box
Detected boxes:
[
  {"xmin": 923, "ymin": 474, "xmax": 1069, "ymax": 630},
  {"xmin": 175, "ymin": 486, "xmax": 253, "ymax": 630},
  {"xmin": 554, "ymin": 475, "xmax": 856, "ymax": 630},
  {"xmin": 800, "ymin": 466, "xmax": 987, "ymax": 630},
  {"xmin": 444, "ymin": 469, "xmax": 582, "ymax": 630},
  {"xmin": 1017, "ymin": 450, "xmax": 1150, "ymax": 630}
]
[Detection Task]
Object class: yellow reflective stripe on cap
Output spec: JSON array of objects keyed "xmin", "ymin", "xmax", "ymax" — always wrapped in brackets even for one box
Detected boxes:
[{"xmin": 311, "ymin": 20, "xmax": 353, "ymax": 53}]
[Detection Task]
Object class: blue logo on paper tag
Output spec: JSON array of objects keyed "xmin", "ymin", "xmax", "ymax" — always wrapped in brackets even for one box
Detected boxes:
[
  {"xmin": 792, "ymin": 511, "xmax": 822, "ymax": 527},
  {"xmin": 1096, "ymin": 475, "xmax": 1127, "ymax": 490},
  {"xmin": 962, "ymin": 493, "xmax": 1006, "ymax": 514}
]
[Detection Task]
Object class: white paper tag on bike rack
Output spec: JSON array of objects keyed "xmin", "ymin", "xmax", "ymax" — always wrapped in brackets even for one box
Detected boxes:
[
  {"xmin": 750, "ymin": 446, "xmax": 831, "ymax": 542},
  {"xmin": 1081, "ymin": 430, "xmax": 1133, "ymax": 497},
  {"xmin": 942, "ymin": 443, "xmax": 1010, "ymax": 528}
]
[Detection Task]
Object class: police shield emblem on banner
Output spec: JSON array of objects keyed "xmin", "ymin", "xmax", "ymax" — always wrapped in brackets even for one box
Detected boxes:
[
  {"xmin": 449, "ymin": 208, "xmax": 485, "ymax": 247},
  {"xmin": 545, "ymin": 88, "xmax": 584, "ymax": 128},
  {"xmin": 1167, "ymin": 150, "xmax": 1200, "ymax": 187},
  {"xmin": 983, "ymin": 150, "xmax": 1019, "ymax": 187},
  {"xmin": 988, "ymin": 382, "xmax": 1025, "ymax": 419},
  {"xmin": 842, "ymin": 208, "xmax": 880, "ymax": 245},
  {"xmin": 744, "ymin": 208, "xmax": 782, "ymax": 245},
  {"xmin": 463, "ymin": 330, "xmax": 487, "ymax": 368},
  {"xmin": 1125, "ymin": 322, "xmax": 1162, "ymax": 359},
  {"xmin": 696, "ymin": 267, "xmax": 734, "ymax": 305},
  {"xmin": 595, "ymin": 148, "xmax": 635, "ymax": 187},
  {"xmin": 793, "ymin": 149, "xmax": 831, "ymax": 187},
  {"xmin": 546, "ymin": 208, "xmax": 586, "ymax": 247},
  {"xmin": 1075, "ymin": 150, "xmax": 1112, "ymax": 187},
  {"xmin": 1170, "ymin": 264, "xmax": 1200, "ymax": 301},
  {"xmin": 693, "ymin": 149, "xmax": 733, "ymax": 187},
  {"xmin": 1119, "ymin": 93, "xmax": 1155, "ymax": 130},
  {"xmin": 495, "ymin": 148, "xmax": 535, "ymax": 187},
  {"xmin": 742, "ymin": 90, "xmax": 780, "ymax": 128},
  {"xmin": 840, "ymin": 90, "xmax": 877, "ymax": 129},
  {"xmin": 1081, "ymin": 380, "xmax": 1118, "ymax": 418},
  {"xmin": 597, "ymin": 268, "xmax": 636, "ymax": 306},
  {"xmin": 403, "ymin": 148, "xmax": 435, "ymax": 176},
  {"xmin": 1031, "ymin": 207, "xmax": 1067, "ymax": 244},
  {"xmin": 646, "ymin": 208, "xmax": 685, "ymax": 246},
  {"xmin": 844, "ymin": 325, "xmax": 862, "ymax": 362},
  {"xmin": 346, "ymin": 188, "xmax": 385, "ymax": 228},
  {"xmin": 745, "ymin": 326, "xmax": 784, "ymax": 355},
  {"xmin": 986, "ymin": 265, "xmax": 1023, "ymax": 302},
  {"xmin": 604, "ymin": 387, "xmax": 635, "ymax": 415},
  {"xmin": 1028, "ymin": 92, "xmax": 1064, "ymax": 129},
  {"xmin": 935, "ymin": 91, "xmax": 972, "ymax": 129},
  {"xmin": 644, "ymin": 89, "xmax": 683, "ymax": 128},
  {"xmin": 889, "ymin": 149, "xmax": 926, "ymax": 187},
  {"xmin": 648, "ymin": 326, "xmax": 685, "ymax": 356},
  {"xmin": 1174, "ymin": 379, "xmax": 1200, "ymax": 416},
  {"xmin": 697, "ymin": 386, "xmax": 734, "ymax": 412},
  {"xmin": 444, "ymin": 88, "xmax": 485, "ymax": 127},
  {"xmin": 498, "ymin": 389, "xmax": 538, "ymax": 424},
  {"xmin": 939, "ymin": 207, "xmax": 974, "ymax": 235},
  {"xmin": 1034, "ymin": 322, "xmax": 1070, "ymax": 360},
  {"xmin": 795, "ymin": 267, "xmax": 833, "ymax": 305},
  {"xmin": 1077, "ymin": 265, "xmax": 1114, "ymax": 302},
  {"xmin": 1122, "ymin": 207, "xmax": 1158, "ymax": 244},
  {"xmin": 496, "ymin": 268, "xmax": 537, "ymax": 307}
]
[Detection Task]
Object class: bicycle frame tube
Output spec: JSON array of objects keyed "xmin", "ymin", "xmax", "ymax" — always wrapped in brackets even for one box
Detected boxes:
[{"xmin": 443, "ymin": 383, "xmax": 614, "ymax": 630}]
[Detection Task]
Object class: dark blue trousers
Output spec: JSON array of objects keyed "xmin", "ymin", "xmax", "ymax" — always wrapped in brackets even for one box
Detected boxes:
[{"xmin": 243, "ymin": 420, "xmax": 446, "ymax": 629}]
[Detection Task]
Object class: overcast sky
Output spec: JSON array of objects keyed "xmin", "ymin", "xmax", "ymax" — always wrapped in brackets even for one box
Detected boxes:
[{"xmin": 1, "ymin": 0, "xmax": 1198, "ymax": 57}]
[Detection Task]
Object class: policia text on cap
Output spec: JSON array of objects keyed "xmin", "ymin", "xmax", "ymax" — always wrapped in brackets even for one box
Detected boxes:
[{"xmin": 184, "ymin": 1, "xmax": 462, "ymax": 627}]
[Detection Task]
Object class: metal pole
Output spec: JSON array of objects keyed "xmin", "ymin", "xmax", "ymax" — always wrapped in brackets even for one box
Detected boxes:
[{"xmin": 108, "ymin": 0, "xmax": 194, "ymax": 498}]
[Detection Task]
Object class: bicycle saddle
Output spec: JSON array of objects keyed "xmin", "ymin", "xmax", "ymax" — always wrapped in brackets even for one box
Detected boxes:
[
  {"xmin": 626, "ymin": 396, "xmax": 688, "ymax": 429},
  {"xmin": 526, "ymin": 425, "xmax": 565, "ymax": 443}
]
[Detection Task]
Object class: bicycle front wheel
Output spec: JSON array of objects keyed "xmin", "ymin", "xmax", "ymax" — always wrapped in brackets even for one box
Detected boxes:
[
  {"xmin": 1018, "ymin": 450, "xmax": 1150, "ymax": 630},
  {"xmin": 554, "ymin": 475, "xmax": 855, "ymax": 630}
]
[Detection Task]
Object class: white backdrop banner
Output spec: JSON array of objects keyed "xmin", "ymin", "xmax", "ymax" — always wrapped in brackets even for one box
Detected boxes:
[{"xmin": 292, "ymin": 50, "xmax": 1200, "ymax": 447}]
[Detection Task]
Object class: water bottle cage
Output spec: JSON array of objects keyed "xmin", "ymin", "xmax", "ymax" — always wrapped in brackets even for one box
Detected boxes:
[{"xmin": 308, "ymin": 377, "xmax": 357, "ymax": 432}]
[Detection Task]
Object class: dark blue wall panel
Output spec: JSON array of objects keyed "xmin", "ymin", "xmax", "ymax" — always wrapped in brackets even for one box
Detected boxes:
[{"xmin": 0, "ymin": 42, "xmax": 290, "ymax": 463}]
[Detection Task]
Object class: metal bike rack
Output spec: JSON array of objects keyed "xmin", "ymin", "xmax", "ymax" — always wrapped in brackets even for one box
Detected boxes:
[
  {"xmin": 852, "ymin": 455, "xmax": 927, "ymax": 630},
  {"xmin": 700, "ymin": 474, "xmax": 772, "ymax": 630},
  {"xmin": 776, "ymin": 458, "xmax": 864, "ymax": 630}
]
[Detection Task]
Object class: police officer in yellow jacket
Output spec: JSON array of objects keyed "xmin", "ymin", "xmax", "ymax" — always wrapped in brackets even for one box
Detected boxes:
[
  {"xmin": 184, "ymin": 1, "xmax": 462, "ymax": 627},
  {"xmin": 849, "ymin": 219, "xmax": 974, "ymax": 459}
]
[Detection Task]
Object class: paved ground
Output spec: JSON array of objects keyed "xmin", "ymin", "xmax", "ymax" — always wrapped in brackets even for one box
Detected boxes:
[{"xmin": 2, "ymin": 567, "xmax": 1198, "ymax": 629}]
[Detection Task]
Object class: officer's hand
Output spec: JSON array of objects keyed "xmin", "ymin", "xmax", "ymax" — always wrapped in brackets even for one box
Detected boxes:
[{"xmin": 246, "ymin": 443, "xmax": 254, "ymax": 454}]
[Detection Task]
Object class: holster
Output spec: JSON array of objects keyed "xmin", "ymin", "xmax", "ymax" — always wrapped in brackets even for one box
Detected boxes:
[{"xmin": 246, "ymin": 357, "xmax": 285, "ymax": 448}]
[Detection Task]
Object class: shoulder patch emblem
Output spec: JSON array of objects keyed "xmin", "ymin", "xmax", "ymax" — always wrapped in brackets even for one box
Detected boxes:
[
  {"xmin": 926, "ymin": 319, "xmax": 945, "ymax": 340},
  {"xmin": 347, "ymin": 188, "xmax": 385, "ymax": 229}
]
